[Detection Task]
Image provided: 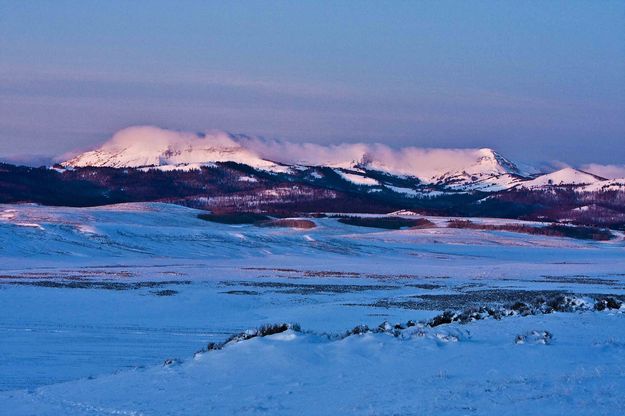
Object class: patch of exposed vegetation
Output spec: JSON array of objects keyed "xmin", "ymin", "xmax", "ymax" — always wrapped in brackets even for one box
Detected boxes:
[
  {"xmin": 363, "ymin": 289, "xmax": 625, "ymax": 311},
  {"xmin": 406, "ymin": 283, "xmax": 444, "ymax": 290},
  {"xmin": 447, "ymin": 219, "xmax": 614, "ymax": 240},
  {"xmin": 152, "ymin": 289, "xmax": 178, "ymax": 296},
  {"xmin": 595, "ymin": 297, "xmax": 623, "ymax": 311},
  {"xmin": 515, "ymin": 330, "xmax": 553, "ymax": 345},
  {"xmin": 197, "ymin": 323, "xmax": 300, "ymax": 353},
  {"xmin": 255, "ymin": 218, "xmax": 316, "ymax": 229},
  {"xmin": 197, "ymin": 212, "xmax": 271, "ymax": 224},
  {"xmin": 222, "ymin": 290, "xmax": 260, "ymax": 296},
  {"xmin": 336, "ymin": 216, "xmax": 435, "ymax": 230},
  {"xmin": 3, "ymin": 279, "xmax": 191, "ymax": 291},
  {"xmin": 359, "ymin": 294, "xmax": 622, "ymax": 334},
  {"xmin": 245, "ymin": 268, "xmax": 449, "ymax": 281},
  {"xmin": 540, "ymin": 275, "xmax": 619, "ymax": 286},
  {"xmin": 162, "ymin": 358, "xmax": 182, "ymax": 366},
  {"xmin": 193, "ymin": 294, "xmax": 623, "ymax": 357},
  {"xmin": 241, "ymin": 267, "xmax": 362, "ymax": 277},
  {"xmin": 221, "ymin": 280, "xmax": 398, "ymax": 295},
  {"xmin": 423, "ymin": 294, "xmax": 623, "ymax": 327}
]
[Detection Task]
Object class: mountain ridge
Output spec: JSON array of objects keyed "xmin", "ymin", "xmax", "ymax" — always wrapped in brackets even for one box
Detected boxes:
[
  {"xmin": 60, "ymin": 126, "xmax": 624, "ymax": 193},
  {"xmin": 62, "ymin": 126, "xmax": 534, "ymax": 191},
  {"xmin": 2, "ymin": 126, "xmax": 624, "ymax": 229}
]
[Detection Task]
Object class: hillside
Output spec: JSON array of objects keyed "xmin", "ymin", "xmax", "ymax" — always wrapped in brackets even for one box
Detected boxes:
[{"xmin": 0, "ymin": 127, "xmax": 623, "ymax": 229}]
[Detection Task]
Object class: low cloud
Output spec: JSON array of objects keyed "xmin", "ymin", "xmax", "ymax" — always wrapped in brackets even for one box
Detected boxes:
[
  {"xmin": 245, "ymin": 137, "xmax": 492, "ymax": 178},
  {"xmin": 103, "ymin": 126, "xmax": 242, "ymax": 154},
  {"xmin": 9, "ymin": 126, "xmax": 624, "ymax": 182},
  {"xmin": 0, "ymin": 154, "xmax": 55, "ymax": 167},
  {"xmin": 580, "ymin": 164, "xmax": 625, "ymax": 179},
  {"xmin": 94, "ymin": 126, "xmax": 498, "ymax": 179}
]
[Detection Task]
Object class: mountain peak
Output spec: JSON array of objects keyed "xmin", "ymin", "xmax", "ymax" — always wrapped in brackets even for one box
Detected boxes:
[
  {"xmin": 475, "ymin": 148, "xmax": 523, "ymax": 176},
  {"xmin": 427, "ymin": 147, "xmax": 527, "ymax": 191},
  {"xmin": 63, "ymin": 126, "xmax": 279, "ymax": 170}
]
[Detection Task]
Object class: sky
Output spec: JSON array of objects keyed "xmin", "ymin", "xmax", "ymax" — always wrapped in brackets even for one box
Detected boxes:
[{"xmin": 0, "ymin": 0, "xmax": 624, "ymax": 168}]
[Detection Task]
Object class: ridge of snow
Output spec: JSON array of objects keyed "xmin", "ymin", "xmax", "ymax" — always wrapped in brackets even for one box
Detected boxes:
[
  {"xmin": 515, "ymin": 168, "xmax": 606, "ymax": 189},
  {"xmin": 335, "ymin": 170, "xmax": 380, "ymax": 186},
  {"xmin": 63, "ymin": 126, "xmax": 288, "ymax": 173}
]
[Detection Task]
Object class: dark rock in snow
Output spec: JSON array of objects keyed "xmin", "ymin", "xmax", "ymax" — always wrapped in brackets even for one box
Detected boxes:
[{"xmin": 595, "ymin": 297, "xmax": 622, "ymax": 311}]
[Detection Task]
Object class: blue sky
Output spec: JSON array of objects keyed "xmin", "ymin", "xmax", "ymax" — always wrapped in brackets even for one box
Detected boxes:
[{"xmin": 0, "ymin": 0, "xmax": 624, "ymax": 166}]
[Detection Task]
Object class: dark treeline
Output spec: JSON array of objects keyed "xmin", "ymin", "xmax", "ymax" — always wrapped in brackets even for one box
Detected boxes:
[{"xmin": 1, "ymin": 163, "xmax": 624, "ymax": 230}]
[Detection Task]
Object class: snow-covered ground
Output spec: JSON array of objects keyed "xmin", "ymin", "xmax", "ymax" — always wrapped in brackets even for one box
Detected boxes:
[
  {"xmin": 4, "ymin": 312, "xmax": 625, "ymax": 416},
  {"xmin": 1, "ymin": 203, "xmax": 624, "ymax": 414}
]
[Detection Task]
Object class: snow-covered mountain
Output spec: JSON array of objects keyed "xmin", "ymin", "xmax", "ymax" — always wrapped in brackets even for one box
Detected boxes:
[
  {"xmin": 63, "ymin": 126, "xmax": 288, "ymax": 172},
  {"xmin": 429, "ymin": 148, "xmax": 527, "ymax": 191},
  {"xmin": 63, "ymin": 126, "xmax": 531, "ymax": 190},
  {"xmin": 511, "ymin": 167, "xmax": 625, "ymax": 192},
  {"xmin": 60, "ymin": 126, "xmax": 625, "ymax": 194}
]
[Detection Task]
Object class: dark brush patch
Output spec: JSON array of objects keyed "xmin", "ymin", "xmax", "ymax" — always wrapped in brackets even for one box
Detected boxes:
[
  {"xmin": 336, "ymin": 216, "xmax": 435, "ymax": 230},
  {"xmin": 221, "ymin": 290, "xmax": 260, "ymax": 296},
  {"xmin": 447, "ymin": 219, "xmax": 614, "ymax": 241},
  {"xmin": 358, "ymin": 290, "xmax": 625, "ymax": 312},
  {"xmin": 191, "ymin": 295, "xmax": 622, "ymax": 357},
  {"xmin": 197, "ymin": 212, "xmax": 271, "ymax": 225},
  {"xmin": 255, "ymin": 219, "xmax": 317, "ymax": 229},
  {"xmin": 196, "ymin": 323, "xmax": 300, "ymax": 355},
  {"xmin": 220, "ymin": 280, "xmax": 398, "ymax": 295},
  {"xmin": 152, "ymin": 289, "xmax": 179, "ymax": 296},
  {"xmin": 540, "ymin": 275, "xmax": 620, "ymax": 286},
  {"xmin": 2, "ymin": 279, "xmax": 192, "ymax": 291}
]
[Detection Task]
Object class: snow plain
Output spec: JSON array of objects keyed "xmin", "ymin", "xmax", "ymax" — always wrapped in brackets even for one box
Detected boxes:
[{"xmin": 1, "ymin": 203, "xmax": 624, "ymax": 415}]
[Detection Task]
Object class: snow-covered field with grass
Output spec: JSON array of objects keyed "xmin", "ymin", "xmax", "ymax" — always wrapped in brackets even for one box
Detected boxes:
[{"xmin": 1, "ymin": 203, "xmax": 624, "ymax": 415}]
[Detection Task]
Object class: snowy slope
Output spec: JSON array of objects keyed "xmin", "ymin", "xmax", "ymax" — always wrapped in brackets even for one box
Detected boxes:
[
  {"xmin": 63, "ymin": 126, "xmax": 288, "ymax": 172},
  {"xmin": 1, "ymin": 202, "xmax": 623, "ymax": 273},
  {"xmin": 515, "ymin": 167, "xmax": 605, "ymax": 188},
  {"xmin": 334, "ymin": 169, "xmax": 380, "ymax": 186},
  {"xmin": 2, "ymin": 311, "xmax": 624, "ymax": 415},
  {"xmin": 580, "ymin": 177, "xmax": 625, "ymax": 192},
  {"xmin": 507, "ymin": 167, "xmax": 625, "ymax": 193},
  {"xmin": 1, "ymin": 203, "xmax": 625, "ymax": 415}
]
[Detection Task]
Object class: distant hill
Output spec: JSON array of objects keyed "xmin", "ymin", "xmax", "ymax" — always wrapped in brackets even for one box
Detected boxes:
[{"xmin": 1, "ymin": 126, "xmax": 623, "ymax": 229}]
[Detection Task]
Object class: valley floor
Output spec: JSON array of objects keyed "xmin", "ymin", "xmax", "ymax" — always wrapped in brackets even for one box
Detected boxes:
[{"xmin": 1, "ymin": 203, "xmax": 624, "ymax": 415}]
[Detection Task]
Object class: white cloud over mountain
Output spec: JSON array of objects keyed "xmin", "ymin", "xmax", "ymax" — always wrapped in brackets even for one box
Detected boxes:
[
  {"xmin": 580, "ymin": 164, "xmax": 625, "ymax": 180},
  {"xmin": 238, "ymin": 135, "xmax": 501, "ymax": 179},
  {"xmin": 61, "ymin": 126, "xmax": 625, "ymax": 192},
  {"xmin": 64, "ymin": 126, "xmax": 519, "ymax": 181}
]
